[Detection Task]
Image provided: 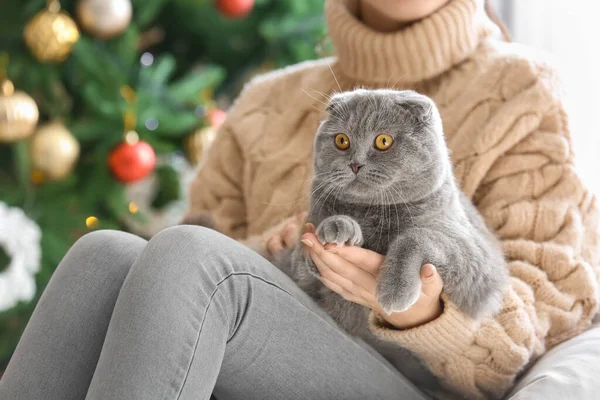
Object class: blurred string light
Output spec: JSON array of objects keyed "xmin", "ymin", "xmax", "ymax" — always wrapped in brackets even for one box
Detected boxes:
[
  {"xmin": 31, "ymin": 170, "xmax": 44, "ymax": 184},
  {"xmin": 194, "ymin": 88, "xmax": 215, "ymax": 119},
  {"xmin": 85, "ymin": 216, "xmax": 99, "ymax": 229},
  {"xmin": 128, "ymin": 202, "xmax": 139, "ymax": 214},
  {"xmin": 194, "ymin": 105, "xmax": 206, "ymax": 118},
  {"xmin": 140, "ymin": 52, "xmax": 154, "ymax": 67},
  {"xmin": 145, "ymin": 118, "xmax": 158, "ymax": 131}
]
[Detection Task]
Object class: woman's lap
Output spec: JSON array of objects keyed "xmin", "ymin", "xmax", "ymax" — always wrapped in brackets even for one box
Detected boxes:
[{"xmin": 0, "ymin": 226, "xmax": 429, "ymax": 400}]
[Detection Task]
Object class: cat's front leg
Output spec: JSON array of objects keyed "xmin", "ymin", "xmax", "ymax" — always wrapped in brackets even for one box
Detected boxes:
[
  {"xmin": 316, "ymin": 215, "xmax": 364, "ymax": 247},
  {"xmin": 376, "ymin": 231, "xmax": 441, "ymax": 314}
]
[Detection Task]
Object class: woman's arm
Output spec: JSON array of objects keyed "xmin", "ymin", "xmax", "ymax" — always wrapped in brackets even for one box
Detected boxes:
[
  {"xmin": 186, "ymin": 124, "xmax": 246, "ymax": 238},
  {"xmin": 184, "ymin": 77, "xmax": 299, "ymax": 258},
  {"xmin": 366, "ymin": 65, "xmax": 600, "ymax": 399}
]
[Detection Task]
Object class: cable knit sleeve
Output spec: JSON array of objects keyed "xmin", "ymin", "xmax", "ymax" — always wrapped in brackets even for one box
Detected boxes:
[
  {"xmin": 186, "ymin": 123, "xmax": 247, "ymax": 238},
  {"xmin": 368, "ymin": 62, "xmax": 600, "ymax": 399},
  {"xmin": 184, "ymin": 74, "xmax": 274, "ymax": 240},
  {"xmin": 184, "ymin": 75, "xmax": 302, "ymax": 255}
]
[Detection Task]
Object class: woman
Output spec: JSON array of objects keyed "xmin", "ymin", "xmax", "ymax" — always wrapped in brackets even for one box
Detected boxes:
[{"xmin": 2, "ymin": 0, "xmax": 599, "ymax": 399}]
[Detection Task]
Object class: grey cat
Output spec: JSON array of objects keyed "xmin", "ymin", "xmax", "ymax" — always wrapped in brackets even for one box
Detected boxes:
[{"xmin": 276, "ymin": 89, "xmax": 508, "ymax": 340}]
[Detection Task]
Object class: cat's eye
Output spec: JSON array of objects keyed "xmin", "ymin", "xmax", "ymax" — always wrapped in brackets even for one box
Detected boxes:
[
  {"xmin": 374, "ymin": 134, "xmax": 393, "ymax": 150},
  {"xmin": 334, "ymin": 133, "xmax": 350, "ymax": 150}
]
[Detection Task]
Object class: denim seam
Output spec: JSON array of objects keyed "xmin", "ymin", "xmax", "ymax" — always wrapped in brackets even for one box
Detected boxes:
[
  {"xmin": 174, "ymin": 271, "xmax": 291, "ymax": 400},
  {"xmin": 174, "ymin": 270, "xmax": 418, "ymax": 399}
]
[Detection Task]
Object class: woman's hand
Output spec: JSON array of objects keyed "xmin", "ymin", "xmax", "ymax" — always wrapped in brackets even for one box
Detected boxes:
[
  {"xmin": 300, "ymin": 227, "xmax": 443, "ymax": 330},
  {"xmin": 266, "ymin": 212, "xmax": 308, "ymax": 257}
]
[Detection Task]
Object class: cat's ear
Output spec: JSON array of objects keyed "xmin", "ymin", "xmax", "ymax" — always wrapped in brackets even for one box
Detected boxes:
[{"xmin": 396, "ymin": 91, "xmax": 434, "ymax": 124}]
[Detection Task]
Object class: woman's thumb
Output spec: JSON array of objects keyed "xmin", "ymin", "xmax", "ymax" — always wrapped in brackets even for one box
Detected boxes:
[{"xmin": 420, "ymin": 264, "xmax": 443, "ymax": 297}]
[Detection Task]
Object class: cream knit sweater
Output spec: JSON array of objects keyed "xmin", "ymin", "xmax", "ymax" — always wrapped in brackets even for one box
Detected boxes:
[{"xmin": 187, "ymin": 0, "xmax": 600, "ymax": 398}]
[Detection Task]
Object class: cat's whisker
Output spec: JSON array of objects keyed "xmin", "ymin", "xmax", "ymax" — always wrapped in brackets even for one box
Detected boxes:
[
  {"xmin": 307, "ymin": 103, "xmax": 322, "ymax": 113},
  {"xmin": 364, "ymin": 184, "xmax": 376, "ymax": 220},
  {"xmin": 386, "ymin": 71, "xmax": 397, "ymax": 89},
  {"xmin": 389, "ymin": 185, "xmax": 415, "ymax": 228},
  {"xmin": 318, "ymin": 181, "xmax": 344, "ymax": 219},
  {"xmin": 364, "ymin": 191, "xmax": 377, "ymax": 242},
  {"xmin": 301, "ymin": 89, "xmax": 330, "ymax": 109},
  {"xmin": 380, "ymin": 188, "xmax": 388, "ymax": 248},
  {"xmin": 389, "ymin": 73, "xmax": 407, "ymax": 90},
  {"xmin": 313, "ymin": 181, "xmax": 343, "ymax": 220},
  {"xmin": 311, "ymin": 175, "xmax": 345, "ymax": 200},
  {"xmin": 305, "ymin": 172, "xmax": 332, "ymax": 188},
  {"xmin": 304, "ymin": 88, "xmax": 350, "ymax": 121},
  {"xmin": 311, "ymin": 177, "xmax": 338, "ymax": 200},
  {"xmin": 326, "ymin": 58, "xmax": 343, "ymax": 93},
  {"xmin": 306, "ymin": 179, "xmax": 333, "ymax": 201},
  {"xmin": 367, "ymin": 188, "xmax": 383, "ymax": 250},
  {"xmin": 388, "ymin": 187, "xmax": 401, "ymax": 237},
  {"xmin": 260, "ymin": 172, "xmax": 334, "ymax": 207},
  {"xmin": 331, "ymin": 183, "xmax": 345, "ymax": 215},
  {"xmin": 309, "ymin": 186, "xmax": 332, "ymax": 220},
  {"xmin": 376, "ymin": 188, "xmax": 385, "ymax": 251},
  {"xmin": 384, "ymin": 189, "xmax": 391, "ymax": 247},
  {"xmin": 307, "ymin": 89, "xmax": 333, "ymax": 102}
]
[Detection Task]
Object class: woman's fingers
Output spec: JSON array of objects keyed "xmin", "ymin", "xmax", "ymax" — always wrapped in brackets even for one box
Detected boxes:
[
  {"xmin": 267, "ymin": 213, "xmax": 309, "ymax": 256},
  {"xmin": 310, "ymin": 251, "xmax": 375, "ymax": 299},
  {"xmin": 266, "ymin": 234, "xmax": 284, "ymax": 255},
  {"xmin": 304, "ymin": 222, "xmax": 316, "ymax": 234},
  {"xmin": 302, "ymin": 233, "xmax": 377, "ymax": 294},
  {"xmin": 296, "ymin": 211, "xmax": 308, "ymax": 225},
  {"xmin": 302, "ymin": 231, "xmax": 384, "ymax": 276},
  {"xmin": 420, "ymin": 264, "xmax": 443, "ymax": 298},
  {"xmin": 281, "ymin": 222, "xmax": 299, "ymax": 248},
  {"xmin": 330, "ymin": 245, "xmax": 385, "ymax": 275},
  {"xmin": 312, "ymin": 253, "xmax": 376, "ymax": 308},
  {"xmin": 319, "ymin": 277, "xmax": 372, "ymax": 308}
]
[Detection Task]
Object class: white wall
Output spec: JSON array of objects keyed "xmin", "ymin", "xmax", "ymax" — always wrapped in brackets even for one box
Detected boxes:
[{"xmin": 508, "ymin": 0, "xmax": 600, "ymax": 195}]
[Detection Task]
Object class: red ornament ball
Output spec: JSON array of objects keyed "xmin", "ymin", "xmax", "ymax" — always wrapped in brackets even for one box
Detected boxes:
[
  {"xmin": 109, "ymin": 133, "xmax": 156, "ymax": 183},
  {"xmin": 215, "ymin": 0, "xmax": 254, "ymax": 18},
  {"xmin": 207, "ymin": 108, "xmax": 227, "ymax": 130}
]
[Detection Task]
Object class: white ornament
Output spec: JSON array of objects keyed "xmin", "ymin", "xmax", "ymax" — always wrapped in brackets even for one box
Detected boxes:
[
  {"xmin": 77, "ymin": 0, "xmax": 132, "ymax": 40},
  {"xmin": 122, "ymin": 153, "xmax": 196, "ymax": 237},
  {"xmin": 0, "ymin": 202, "xmax": 42, "ymax": 312}
]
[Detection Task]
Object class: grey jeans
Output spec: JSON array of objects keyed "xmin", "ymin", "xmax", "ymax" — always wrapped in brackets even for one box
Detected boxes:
[{"xmin": 0, "ymin": 226, "xmax": 429, "ymax": 400}]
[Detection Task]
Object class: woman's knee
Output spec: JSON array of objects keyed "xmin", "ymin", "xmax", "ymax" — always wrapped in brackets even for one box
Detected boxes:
[
  {"xmin": 141, "ymin": 225, "xmax": 242, "ymax": 279},
  {"xmin": 63, "ymin": 230, "xmax": 147, "ymax": 278},
  {"xmin": 148, "ymin": 225, "xmax": 229, "ymax": 255},
  {"xmin": 152, "ymin": 224, "xmax": 223, "ymax": 240}
]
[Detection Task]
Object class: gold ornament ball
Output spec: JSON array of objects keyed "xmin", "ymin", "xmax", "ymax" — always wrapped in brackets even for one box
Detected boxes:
[
  {"xmin": 30, "ymin": 122, "xmax": 80, "ymax": 181},
  {"xmin": 24, "ymin": 2, "xmax": 80, "ymax": 63},
  {"xmin": 184, "ymin": 126, "xmax": 217, "ymax": 165},
  {"xmin": 77, "ymin": 0, "xmax": 132, "ymax": 40},
  {"xmin": 0, "ymin": 80, "xmax": 39, "ymax": 142}
]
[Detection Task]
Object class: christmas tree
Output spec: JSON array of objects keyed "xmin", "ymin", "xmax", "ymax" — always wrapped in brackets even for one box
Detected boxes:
[{"xmin": 0, "ymin": 0, "xmax": 326, "ymax": 365}]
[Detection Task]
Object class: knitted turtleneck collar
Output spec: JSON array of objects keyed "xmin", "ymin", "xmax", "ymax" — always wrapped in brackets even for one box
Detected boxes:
[{"xmin": 325, "ymin": 0, "xmax": 500, "ymax": 85}]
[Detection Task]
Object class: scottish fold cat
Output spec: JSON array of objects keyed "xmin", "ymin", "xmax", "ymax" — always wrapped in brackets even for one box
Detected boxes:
[{"xmin": 277, "ymin": 89, "xmax": 508, "ymax": 339}]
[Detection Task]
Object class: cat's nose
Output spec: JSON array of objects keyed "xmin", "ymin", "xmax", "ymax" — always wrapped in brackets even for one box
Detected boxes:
[{"xmin": 349, "ymin": 162, "xmax": 363, "ymax": 175}]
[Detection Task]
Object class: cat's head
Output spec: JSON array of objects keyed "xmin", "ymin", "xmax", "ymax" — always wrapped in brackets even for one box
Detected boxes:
[{"xmin": 313, "ymin": 89, "xmax": 449, "ymax": 204}]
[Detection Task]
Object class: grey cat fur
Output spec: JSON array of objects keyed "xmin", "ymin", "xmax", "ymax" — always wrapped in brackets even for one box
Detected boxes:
[{"xmin": 276, "ymin": 89, "xmax": 508, "ymax": 336}]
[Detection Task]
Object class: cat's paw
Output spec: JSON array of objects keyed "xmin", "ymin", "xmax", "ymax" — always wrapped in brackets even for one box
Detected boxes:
[
  {"xmin": 316, "ymin": 215, "xmax": 363, "ymax": 247},
  {"xmin": 376, "ymin": 263, "xmax": 422, "ymax": 314}
]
